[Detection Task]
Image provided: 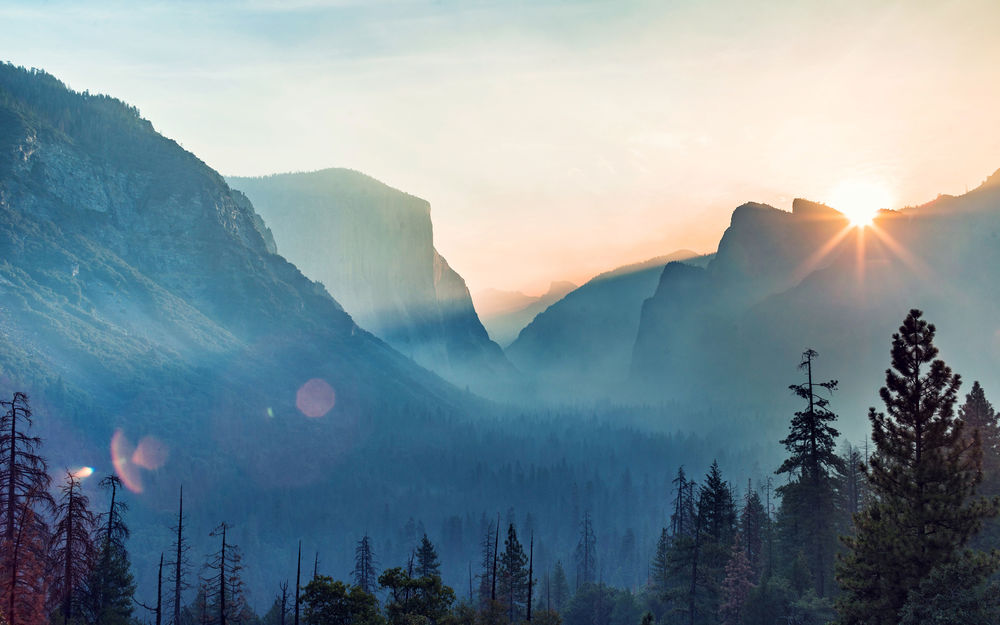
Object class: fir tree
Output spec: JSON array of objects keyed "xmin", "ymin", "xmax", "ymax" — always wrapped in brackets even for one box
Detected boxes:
[
  {"xmin": 415, "ymin": 534, "xmax": 440, "ymax": 578},
  {"xmin": 775, "ymin": 349, "xmax": 844, "ymax": 597},
  {"xmin": 549, "ymin": 561, "xmax": 569, "ymax": 613},
  {"xmin": 476, "ymin": 519, "xmax": 497, "ymax": 607},
  {"xmin": 739, "ymin": 487, "xmax": 766, "ymax": 577},
  {"xmin": 498, "ymin": 523, "xmax": 528, "ymax": 622},
  {"xmin": 649, "ymin": 528, "xmax": 671, "ymax": 598},
  {"xmin": 719, "ymin": 535, "xmax": 755, "ymax": 625},
  {"xmin": 835, "ymin": 310, "xmax": 1000, "ymax": 625},
  {"xmin": 574, "ymin": 512, "xmax": 596, "ymax": 589},
  {"xmin": 959, "ymin": 381, "xmax": 1000, "ymax": 549}
]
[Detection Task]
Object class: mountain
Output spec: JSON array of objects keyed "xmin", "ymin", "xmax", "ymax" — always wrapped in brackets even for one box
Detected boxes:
[
  {"xmin": 631, "ymin": 190, "xmax": 1000, "ymax": 436},
  {"xmin": 227, "ymin": 170, "xmax": 514, "ymax": 395},
  {"xmin": 476, "ymin": 280, "xmax": 577, "ymax": 347},
  {"xmin": 0, "ymin": 63, "xmax": 492, "ymax": 596},
  {"xmin": 505, "ymin": 250, "xmax": 703, "ymax": 400}
]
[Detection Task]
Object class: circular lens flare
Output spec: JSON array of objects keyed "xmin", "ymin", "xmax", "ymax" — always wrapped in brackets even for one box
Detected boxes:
[{"xmin": 296, "ymin": 378, "xmax": 336, "ymax": 418}]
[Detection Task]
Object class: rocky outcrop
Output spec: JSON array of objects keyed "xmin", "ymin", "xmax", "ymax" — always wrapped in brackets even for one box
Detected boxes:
[
  {"xmin": 630, "ymin": 185, "xmax": 1000, "ymax": 426},
  {"xmin": 228, "ymin": 169, "xmax": 514, "ymax": 394}
]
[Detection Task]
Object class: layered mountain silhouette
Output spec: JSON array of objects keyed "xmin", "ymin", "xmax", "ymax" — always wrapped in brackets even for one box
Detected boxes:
[
  {"xmin": 630, "ymin": 191, "xmax": 1000, "ymax": 432},
  {"xmin": 506, "ymin": 251, "xmax": 704, "ymax": 399},
  {"xmin": 476, "ymin": 280, "xmax": 577, "ymax": 347},
  {"xmin": 0, "ymin": 63, "xmax": 489, "ymax": 531}
]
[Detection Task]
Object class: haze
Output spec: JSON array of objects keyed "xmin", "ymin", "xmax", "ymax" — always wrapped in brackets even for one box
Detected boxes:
[{"xmin": 3, "ymin": 0, "xmax": 999, "ymax": 294}]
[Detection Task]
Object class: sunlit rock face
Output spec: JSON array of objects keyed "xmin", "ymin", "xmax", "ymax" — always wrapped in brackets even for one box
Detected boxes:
[
  {"xmin": 631, "ymin": 186, "xmax": 1000, "ymax": 430},
  {"xmin": 229, "ymin": 169, "xmax": 514, "ymax": 394}
]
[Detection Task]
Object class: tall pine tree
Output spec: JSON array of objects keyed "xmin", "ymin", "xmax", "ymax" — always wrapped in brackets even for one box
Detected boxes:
[
  {"xmin": 835, "ymin": 310, "xmax": 1000, "ymax": 625},
  {"xmin": 775, "ymin": 349, "xmax": 843, "ymax": 597}
]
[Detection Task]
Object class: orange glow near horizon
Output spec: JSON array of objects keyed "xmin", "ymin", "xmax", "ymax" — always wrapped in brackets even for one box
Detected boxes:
[{"xmin": 828, "ymin": 180, "xmax": 893, "ymax": 228}]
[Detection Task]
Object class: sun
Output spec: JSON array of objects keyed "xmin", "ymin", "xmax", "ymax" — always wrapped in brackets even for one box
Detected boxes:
[{"xmin": 827, "ymin": 179, "xmax": 893, "ymax": 227}]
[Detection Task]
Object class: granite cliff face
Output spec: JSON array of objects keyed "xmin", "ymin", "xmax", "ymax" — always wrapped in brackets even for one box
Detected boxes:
[
  {"xmin": 631, "ymin": 190, "xmax": 1000, "ymax": 429},
  {"xmin": 228, "ymin": 170, "xmax": 513, "ymax": 394}
]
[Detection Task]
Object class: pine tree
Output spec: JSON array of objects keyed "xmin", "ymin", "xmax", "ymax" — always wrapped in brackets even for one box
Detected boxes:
[
  {"xmin": 833, "ymin": 443, "xmax": 866, "ymax": 541},
  {"xmin": 415, "ymin": 534, "xmax": 440, "ymax": 578},
  {"xmin": 959, "ymin": 381, "xmax": 1000, "ymax": 549},
  {"xmin": 835, "ymin": 310, "xmax": 1000, "ymax": 625},
  {"xmin": 549, "ymin": 561, "xmax": 569, "ymax": 613},
  {"xmin": 0, "ymin": 392, "xmax": 54, "ymax": 625},
  {"xmin": 650, "ymin": 528, "xmax": 671, "ymax": 598},
  {"xmin": 50, "ymin": 471, "xmax": 98, "ymax": 623},
  {"xmin": 476, "ymin": 519, "xmax": 497, "ymax": 607},
  {"xmin": 81, "ymin": 475, "xmax": 135, "ymax": 625},
  {"xmin": 696, "ymin": 462, "xmax": 736, "ymax": 623},
  {"xmin": 775, "ymin": 349, "xmax": 844, "ymax": 597},
  {"xmin": 719, "ymin": 535, "xmax": 755, "ymax": 625},
  {"xmin": 574, "ymin": 512, "xmax": 596, "ymax": 589},
  {"xmin": 739, "ymin": 487, "xmax": 766, "ymax": 577},
  {"xmin": 498, "ymin": 523, "xmax": 528, "ymax": 622},
  {"xmin": 960, "ymin": 381, "xmax": 1000, "ymax": 492},
  {"xmin": 353, "ymin": 535, "xmax": 378, "ymax": 594}
]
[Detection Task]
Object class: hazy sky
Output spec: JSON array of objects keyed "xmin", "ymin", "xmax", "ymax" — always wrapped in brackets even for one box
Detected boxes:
[{"xmin": 3, "ymin": 0, "xmax": 1000, "ymax": 295}]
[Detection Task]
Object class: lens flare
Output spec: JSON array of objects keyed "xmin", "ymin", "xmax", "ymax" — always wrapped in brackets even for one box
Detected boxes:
[
  {"xmin": 296, "ymin": 378, "xmax": 336, "ymax": 418},
  {"xmin": 71, "ymin": 466, "xmax": 94, "ymax": 479},
  {"xmin": 133, "ymin": 436, "xmax": 169, "ymax": 470},
  {"xmin": 828, "ymin": 179, "xmax": 892, "ymax": 227},
  {"xmin": 111, "ymin": 429, "xmax": 142, "ymax": 493}
]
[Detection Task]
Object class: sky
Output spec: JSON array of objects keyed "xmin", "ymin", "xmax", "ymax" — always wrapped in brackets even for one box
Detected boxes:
[{"xmin": 2, "ymin": 0, "xmax": 1000, "ymax": 296}]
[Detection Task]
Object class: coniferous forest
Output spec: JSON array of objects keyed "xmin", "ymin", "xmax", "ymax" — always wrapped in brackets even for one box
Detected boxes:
[
  {"xmin": 3, "ymin": 309, "xmax": 999, "ymax": 624},
  {"xmin": 4, "ymin": 4, "xmax": 1000, "ymax": 624}
]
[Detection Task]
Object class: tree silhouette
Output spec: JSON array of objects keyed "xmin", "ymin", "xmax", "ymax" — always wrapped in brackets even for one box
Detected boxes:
[
  {"xmin": 415, "ymin": 534, "xmax": 440, "ymax": 578},
  {"xmin": 50, "ymin": 471, "xmax": 97, "ymax": 623},
  {"xmin": 168, "ymin": 486, "xmax": 190, "ymax": 625},
  {"xmin": 835, "ymin": 310, "xmax": 1000, "ymax": 625},
  {"xmin": 574, "ymin": 512, "xmax": 595, "ymax": 588},
  {"xmin": 353, "ymin": 535, "xmax": 378, "ymax": 594},
  {"xmin": 775, "ymin": 349, "xmax": 844, "ymax": 597},
  {"xmin": 82, "ymin": 474, "xmax": 135, "ymax": 625},
  {"xmin": 0, "ymin": 392, "xmax": 54, "ymax": 625}
]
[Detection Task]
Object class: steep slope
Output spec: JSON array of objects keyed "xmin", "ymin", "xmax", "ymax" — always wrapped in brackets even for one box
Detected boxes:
[
  {"xmin": 476, "ymin": 280, "xmax": 577, "ymax": 347},
  {"xmin": 505, "ymin": 251, "xmax": 701, "ymax": 399},
  {"xmin": 0, "ymin": 63, "xmax": 484, "ymax": 594},
  {"xmin": 632, "ymin": 189, "xmax": 1000, "ymax": 434},
  {"xmin": 228, "ymin": 170, "xmax": 514, "ymax": 395}
]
